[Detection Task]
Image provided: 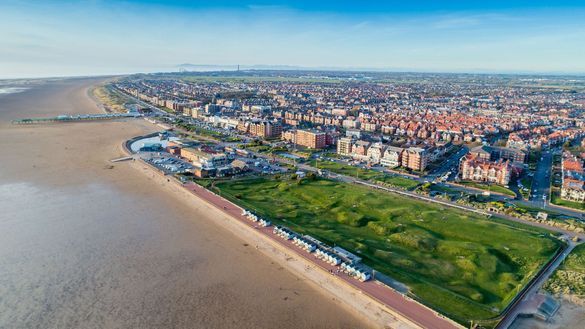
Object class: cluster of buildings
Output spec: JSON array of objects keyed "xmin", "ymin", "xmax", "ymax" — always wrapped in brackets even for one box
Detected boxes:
[
  {"xmin": 560, "ymin": 152, "xmax": 585, "ymax": 203},
  {"xmin": 456, "ymin": 145, "xmax": 529, "ymax": 186},
  {"xmin": 166, "ymin": 140, "xmax": 248, "ymax": 178},
  {"xmin": 117, "ymin": 73, "xmax": 584, "ymax": 184},
  {"xmin": 506, "ymin": 127, "xmax": 585, "ymax": 151},
  {"xmin": 116, "ymin": 75, "xmax": 583, "ymax": 157},
  {"xmin": 337, "ymin": 137, "xmax": 450, "ymax": 172}
]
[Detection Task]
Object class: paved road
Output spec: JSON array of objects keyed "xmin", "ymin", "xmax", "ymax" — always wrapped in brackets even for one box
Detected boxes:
[
  {"xmin": 427, "ymin": 147, "xmax": 469, "ymax": 180},
  {"xmin": 182, "ymin": 181, "xmax": 462, "ymax": 329},
  {"xmin": 530, "ymin": 150, "xmax": 553, "ymax": 207}
]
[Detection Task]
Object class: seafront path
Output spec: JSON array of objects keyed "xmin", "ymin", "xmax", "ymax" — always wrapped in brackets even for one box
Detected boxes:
[{"xmin": 180, "ymin": 181, "xmax": 462, "ymax": 329}]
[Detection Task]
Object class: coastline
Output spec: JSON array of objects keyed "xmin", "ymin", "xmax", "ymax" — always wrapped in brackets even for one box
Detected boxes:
[
  {"xmin": 123, "ymin": 148, "xmax": 415, "ymax": 329},
  {"xmin": 120, "ymin": 133, "xmax": 465, "ymax": 329},
  {"xmin": 0, "ymin": 78, "xmax": 369, "ymax": 329}
]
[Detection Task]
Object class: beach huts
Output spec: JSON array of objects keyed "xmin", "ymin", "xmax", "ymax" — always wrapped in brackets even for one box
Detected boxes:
[
  {"xmin": 241, "ymin": 210, "xmax": 271, "ymax": 227},
  {"xmin": 243, "ymin": 210, "xmax": 371, "ymax": 282},
  {"xmin": 273, "ymin": 226, "xmax": 296, "ymax": 240},
  {"xmin": 341, "ymin": 263, "xmax": 372, "ymax": 282},
  {"xmin": 314, "ymin": 248, "xmax": 342, "ymax": 266},
  {"xmin": 292, "ymin": 236, "xmax": 317, "ymax": 253}
]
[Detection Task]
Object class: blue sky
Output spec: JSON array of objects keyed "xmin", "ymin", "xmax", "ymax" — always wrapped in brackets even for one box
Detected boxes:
[{"xmin": 1, "ymin": 1, "xmax": 584, "ymax": 78}]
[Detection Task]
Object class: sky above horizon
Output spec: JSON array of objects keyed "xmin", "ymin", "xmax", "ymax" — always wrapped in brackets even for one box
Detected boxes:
[{"xmin": 1, "ymin": 0, "xmax": 584, "ymax": 78}]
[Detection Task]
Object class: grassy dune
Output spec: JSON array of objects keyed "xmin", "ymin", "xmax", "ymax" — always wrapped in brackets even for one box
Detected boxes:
[
  {"xmin": 214, "ymin": 177, "xmax": 560, "ymax": 324},
  {"xmin": 545, "ymin": 243, "xmax": 585, "ymax": 297}
]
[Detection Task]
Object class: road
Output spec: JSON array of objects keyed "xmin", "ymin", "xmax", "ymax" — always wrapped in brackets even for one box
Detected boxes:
[
  {"xmin": 426, "ymin": 146, "xmax": 469, "ymax": 181},
  {"xmin": 530, "ymin": 149, "xmax": 553, "ymax": 207}
]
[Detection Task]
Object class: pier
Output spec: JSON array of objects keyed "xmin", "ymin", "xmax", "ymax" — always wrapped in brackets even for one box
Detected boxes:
[{"xmin": 11, "ymin": 113, "xmax": 140, "ymax": 125}]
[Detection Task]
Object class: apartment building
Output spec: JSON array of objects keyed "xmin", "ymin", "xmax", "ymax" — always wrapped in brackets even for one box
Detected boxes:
[
  {"xmin": 470, "ymin": 145, "xmax": 527, "ymax": 164},
  {"xmin": 561, "ymin": 154, "xmax": 585, "ymax": 202},
  {"xmin": 402, "ymin": 147, "xmax": 428, "ymax": 171},
  {"xmin": 380, "ymin": 146, "xmax": 404, "ymax": 168},
  {"xmin": 366, "ymin": 142, "xmax": 385, "ymax": 164},
  {"xmin": 239, "ymin": 120, "xmax": 282, "ymax": 138},
  {"xmin": 459, "ymin": 154, "xmax": 512, "ymax": 186},
  {"xmin": 337, "ymin": 137, "xmax": 354, "ymax": 156},
  {"xmin": 296, "ymin": 129, "xmax": 327, "ymax": 149}
]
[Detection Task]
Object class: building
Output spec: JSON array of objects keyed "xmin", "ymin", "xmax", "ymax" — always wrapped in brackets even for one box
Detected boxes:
[
  {"xmin": 459, "ymin": 154, "xmax": 512, "ymax": 186},
  {"xmin": 402, "ymin": 147, "xmax": 428, "ymax": 171},
  {"xmin": 337, "ymin": 137, "xmax": 354, "ymax": 156},
  {"xmin": 180, "ymin": 147, "xmax": 229, "ymax": 169},
  {"xmin": 293, "ymin": 129, "xmax": 327, "ymax": 149},
  {"xmin": 470, "ymin": 145, "xmax": 527, "ymax": 164},
  {"xmin": 560, "ymin": 153, "xmax": 585, "ymax": 202},
  {"xmin": 245, "ymin": 120, "xmax": 282, "ymax": 138},
  {"xmin": 366, "ymin": 142, "xmax": 385, "ymax": 164},
  {"xmin": 380, "ymin": 146, "xmax": 404, "ymax": 168},
  {"xmin": 352, "ymin": 140, "xmax": 371, "ymax": 159}
]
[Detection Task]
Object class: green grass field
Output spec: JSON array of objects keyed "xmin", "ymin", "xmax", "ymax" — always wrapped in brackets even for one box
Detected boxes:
[
  {"xmin": 213, "ymin": 176, "xmax": 560, "ymax": 324},
  {"xmin": 315, "ymin": 160, "xmax": 420, "ymax": 190}
]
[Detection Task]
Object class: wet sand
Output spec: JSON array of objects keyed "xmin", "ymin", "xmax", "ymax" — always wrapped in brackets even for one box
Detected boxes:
[{"xmin": 0, "ymin": 78, "xmax": 367, "ymax": 329}]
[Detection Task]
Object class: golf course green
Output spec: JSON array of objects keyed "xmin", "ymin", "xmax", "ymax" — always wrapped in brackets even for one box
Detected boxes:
[{"xmin": 213, "ymin": 176, "xmax": 560, "ymax": 324}]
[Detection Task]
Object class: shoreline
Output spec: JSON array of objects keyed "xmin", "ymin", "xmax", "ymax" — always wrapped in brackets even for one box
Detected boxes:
[
  {"xmin": 0, "ymin": 79, "xmax": 373, "ymax": 329},
  {"xmin": 120, "ymin": 134, "xmax": 463, "ymax": 329}
]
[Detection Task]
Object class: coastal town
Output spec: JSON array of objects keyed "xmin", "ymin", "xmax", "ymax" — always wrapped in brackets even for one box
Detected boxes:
[
  {"xmin": 85, "ymin": 71, "xmax": 585, "ymax": 329},
  {"xmin": 114, "ymin": 72, "xmax": 585, "ymax": 214},
  {"xmin": 4, "ymin": 2, "xmax": 585, "ymax": 329}
]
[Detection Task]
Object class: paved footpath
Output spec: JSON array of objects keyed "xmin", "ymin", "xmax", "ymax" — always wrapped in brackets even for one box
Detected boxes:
[{"xmin": 183, "ymin": 181, "xmax": 462, "ymax": 329}]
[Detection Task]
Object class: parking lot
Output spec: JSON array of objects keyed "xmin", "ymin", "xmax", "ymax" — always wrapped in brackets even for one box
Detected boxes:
[{"xmin": 140, "ymin": 152, "xmax": 193, "ymax": 174}]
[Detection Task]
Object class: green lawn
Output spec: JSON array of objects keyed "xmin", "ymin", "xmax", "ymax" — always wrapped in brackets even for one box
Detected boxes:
[
  {"xmin": 550, "ymin": 189, "xmax": 585, "ymax": 211},
  {"xmin": 545, "ymin": 243, "xmax": 585, "ymax": 297},
  {"xmin": 315, "ymin": 160, "xmax": 420, "ymax": 190},
  {"xmin": 459, "ymin": 181, "xmax": 517, "ymax": 197},
  {"xmin": 213, "ymin": 176, "xmax": 560, "ymax": 325}
]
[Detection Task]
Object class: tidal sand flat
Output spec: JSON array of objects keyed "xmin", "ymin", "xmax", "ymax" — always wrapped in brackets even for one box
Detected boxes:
[{"xmin": 0, "ymin": 78, "xmax": 366, "ymax": 329}]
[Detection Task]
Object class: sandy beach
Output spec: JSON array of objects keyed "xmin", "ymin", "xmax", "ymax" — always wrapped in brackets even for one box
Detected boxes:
[{"xmin": 0, "ymin": 78, "xmax": 367, "ymax": 329}]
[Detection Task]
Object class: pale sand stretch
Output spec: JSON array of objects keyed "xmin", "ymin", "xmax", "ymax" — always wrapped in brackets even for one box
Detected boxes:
[{"xmin": 0, "ymin": 78, "xmax": 367, "ymax": 329}]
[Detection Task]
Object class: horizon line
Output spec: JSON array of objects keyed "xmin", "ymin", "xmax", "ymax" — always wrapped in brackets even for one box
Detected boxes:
[{"xmin": 3, "ymin": 66, "xmax": 585, "ymax": 81}]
